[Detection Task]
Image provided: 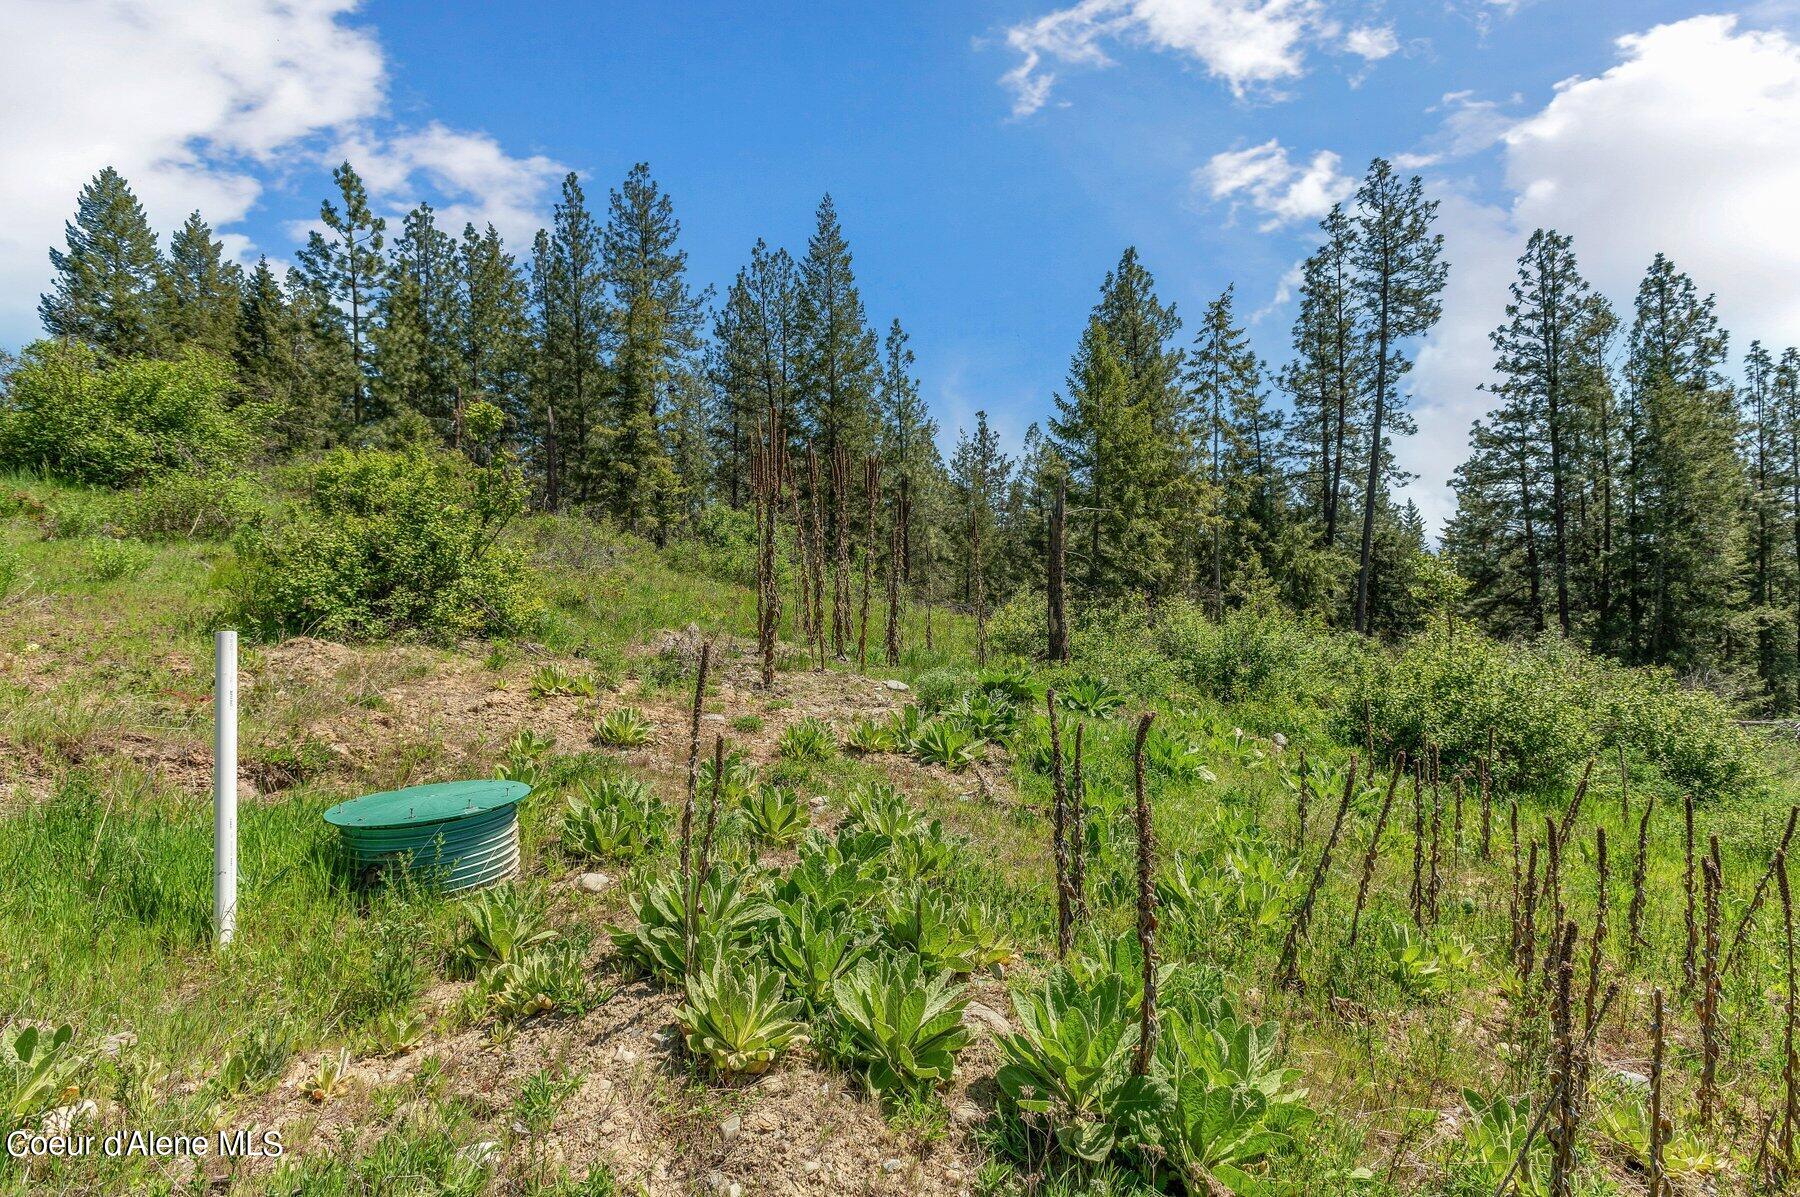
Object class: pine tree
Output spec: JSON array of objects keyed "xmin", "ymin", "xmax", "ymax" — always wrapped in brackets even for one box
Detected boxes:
[
  {"xmin": 876, "ymin": 318, "xmax": 938, "ymax": 581},
  {"xmin": 374, "ymin": 203, "xmax": 459, "ymax": 437},
  {"xmin": 1620, "ymin": 255, "xmax": 1745, "ymax": 679},
  {"xmin": 1051, "ymin": 251, "xmax": 1188, "ymax": 600},
  {"xmin": 1281, "ymin": 204, "xmax": 1364, "ymax": 546},
  {"xmin": 39, "ymin": 167, "xmax": 164, "ymax": 358},
  {"xmin": 602, "ymin": 163, "xmax": 704, "ymax": 538},
  {"xmin": 1490, "ymin": 230, "xmax": 1592, "ymax": 636},
  {"xmin": 1350, "ymin": 159, "xmax": 1446, "ymax": 633},
  {"xmin": 295, "ymin": 162, "xmax": 386, "ymax": 427},
  {"xmin": 1051, "ymin": 316, "xmax": 1174, "ymax": 599},
  {"xmin": 531, "ymin": 173, "xmax": 608, "ymax": 510},
  {"xmin": 234, "ymin": 258, "xmax": 340, "ymax": 451},
  {"xmin": 713, "ymin": 240, "xmax": 798, "ymax": 506},
  {"xmin": 951, "ymin": 411, "xmax": 1011, "ymax": 657},
  {"xmin": 161, "ymin": 212, "xmax": 241, "ymax": 358},
  {"xmin": 795, "ymin": 196, "xmax": 880, "ymax": 490},
  {"xmin": 454, "ymin": 223, "xmax": 532, "ymax": 455},
  {"xmin": 1186, "ymin": 286, "xmax": 1276, "ymax": 611},
  {"xmin": 1743, "ymin": 341, "xmax": 1792, "ymax": 707}
]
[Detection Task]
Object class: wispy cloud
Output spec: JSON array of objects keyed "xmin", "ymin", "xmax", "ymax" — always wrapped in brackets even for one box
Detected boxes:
[
  {"xmin": 1196, "ymin": 138, "xmax": 1354, "ymax": 229},
  {"xmin": 997, "ymin": 0, "xmax": 1389, "ymax": 117}
]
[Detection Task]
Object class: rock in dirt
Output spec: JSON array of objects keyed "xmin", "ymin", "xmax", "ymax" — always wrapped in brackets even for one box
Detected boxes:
[
  {"xmin": 459, "ymin": 1141, "xmax": 501, "ymax": 1166},
  {"xmin": 952, "ymin": 1102, "xmax": 984, "ymax": 1126},
  {"xmin": 576, "ymin": 872, "xmax": 613, "ymax": 894},
  {"xmin": 882, "ymin": 1158, "xmax": 907, "ymax": 1174},
  {"xmin": 962, "ymin": 1001, "xmax": 1012, "ymax": 1037},
  {"xmin": 702, "ymin": 713, "xmax": 726, "ymax": 724},
  {"xmin": 883, "ymin": 679, "xmax": 909, "ymax": 691},
  {"xmin": 718, "ymin": 1114, "xmax": 741, "ymax": 1145}
]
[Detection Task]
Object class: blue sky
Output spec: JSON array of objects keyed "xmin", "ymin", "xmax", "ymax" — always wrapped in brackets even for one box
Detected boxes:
[{"xmin": 6, "ymin": 0, "xmax": 1800, "ymax": 530}]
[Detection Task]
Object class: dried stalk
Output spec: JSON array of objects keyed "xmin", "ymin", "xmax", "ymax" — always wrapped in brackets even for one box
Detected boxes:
[
  {"xmin": 1045, "ymin": 690, "xmax": 1073, "ymax": 960},
  {"xmin": 679, "ymin": 642, "xmax": 713, "ymax": 974},
  {"xmin": 1779, "ymin": 857, "xmax": 1796, "ymax": 1181},
  {"xmin": 1295, "ymin": 747, "xmax": 1311, "ymax": 855},
  {"xmin": 1071, "ymin": 720, "xmax": 1088, "ymax": 923},
  {"xmin": 1683, "ymin": 793, "xmax": 1698, "ymax": 993},
  {"xmin": 884, "ymin": 487, "xmax": 903, "ymax": 667},
  {"xmin": 1347, "ymin": 755, "xmax": 1405, "ymax": 950},
  {"xmin": 1583, "ymin": 827, "xmax": 1608, "ymax": 1034},
  {"xmin": 1132, "ymin": 712, "xmax": 1158, "ymax": 1077},
  {"xmin": 1275, "ymin": 755, "xmax": 1358, "ymax": 991},
  {"xmin": 1480, "ymin": 727, "xmax": 1496, "ymax": 860},
  {"xmin": 1626, "ymin": 794, "xmax": 1655, "ymax": 968},
  {"xmin": 1648, "ymin": 986, "xmax": 1668, "ymax": 1197},
  {"xmin": 1698, "ymin": 838, "xmax": 1722, "ymax": 1126},
  {"xmin": 1722, "ymin": 804, "xmax": 1799, "ymax": 976}
]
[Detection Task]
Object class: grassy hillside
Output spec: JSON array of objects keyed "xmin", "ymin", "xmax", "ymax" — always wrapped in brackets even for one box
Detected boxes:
[{"xmin": 1, "ymin": 469, "xmax": 1796, "ymax": 1197}]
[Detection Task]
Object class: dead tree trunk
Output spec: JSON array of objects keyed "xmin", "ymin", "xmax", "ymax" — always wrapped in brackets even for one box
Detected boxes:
[{"xmin": 1048, "ymin": 473, "xmax": 1070, "ymax": 663}]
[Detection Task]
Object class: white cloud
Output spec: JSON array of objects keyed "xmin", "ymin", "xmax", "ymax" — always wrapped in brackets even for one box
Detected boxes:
[
  {"xmin": 1343, "ymin": 25, "xmax": 1398, "ymax": 60},
  {"xmin": 1000, "ymin": 0, "xmax": 1361, "ymax": 116},
  {"xmin": 0, "ymin": 0, "xmax": 561, "ymax": 344},
  {"xmin": 333, "ymin": 124, "xmax": 567, "ymax": 248},
  {"xmin": 1197, "ymin": 139, "xmax": 1354, "ymax": 229},
  {"xmin": 1406, "ymin": 14, "xmax": 1800, "ymax": 533}
]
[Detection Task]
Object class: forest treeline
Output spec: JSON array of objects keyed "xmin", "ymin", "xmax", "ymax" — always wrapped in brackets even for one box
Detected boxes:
[{"xmin": 12, "ymin": 158, "xmax": 1798, "ymax": 711}]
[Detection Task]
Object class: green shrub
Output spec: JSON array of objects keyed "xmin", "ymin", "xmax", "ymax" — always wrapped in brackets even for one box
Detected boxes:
[
  {"xmin": 675, "ymin": 947, "xmax": 807, "ymax": 1076},
  {"xmin": 0, "ymin": 342, "xmax": 249, "ymax": 486},
  {"xmin": 83, "ymin": 536, "xmax": 151, "ymax": 581},
  {"xmin": 777, "ymin": 717, "xmax": 836, "ymax": 762},
  {"xmin": 117, "ymin": 470, "xmax": 263, "ymax": 540},
  {"xmin": 233, "ymin": 449, "xmax": 536, "ymax": 640},
  {"xmin": 830, "ymin": 954, "xmax": 971, "ymax": 1096}
]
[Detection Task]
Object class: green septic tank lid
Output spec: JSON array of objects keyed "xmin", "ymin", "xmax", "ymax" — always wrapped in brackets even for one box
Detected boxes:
[{"xmin": 324, "ymin": 780, "xmax": 530, "ymax": 829}]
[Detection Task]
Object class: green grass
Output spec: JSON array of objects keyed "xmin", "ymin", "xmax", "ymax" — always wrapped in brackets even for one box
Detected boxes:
[{"xmin": 1, "ymin": 472, "xmax": 1795, "ymax": 1195}]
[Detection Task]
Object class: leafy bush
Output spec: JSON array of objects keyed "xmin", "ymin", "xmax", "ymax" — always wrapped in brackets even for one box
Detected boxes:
[
  {"xmin": 593, "ymin": 706, "xmax": 654, "ymax": 748},
  {"xmin": 560, "ymin": 778, "xmax": 667, "ymax": 861},
  {"xmin": 83, "ymin": 536, "xmax": 151, "ymax": 581},
  {"xmin": 831, "ymin": 954, "xmax": 971, "ymax": 1096},
  {"xmin": 448, "ymin": 886, "xmax": 555, "ymax": 979},
  {"xmin": 531, "ymin": 663, "xmax": 597, "ymax": 698},
  {"xmin": 1059, "ymin": 676, "xmax": 1127, "ymax": 718},
  {"xmin": 675, "ymin": 948, "xmax": 807, "ymax": 1076},
  {"xmin": 0, "ymin": 342, "xmax": 249, "ymax": 486},
  {"xmin": 698, "ymin": 750, "xmax": 759, "ymax": 803},
  {"xmin": 843, "ymin": 718, "xmax": 900, "ymax": 754},
  {"xmin": 770, "ymin": 900, "xmax": 874, "ymax": 1011},
  {"xmin": 996, "ymin": 967, "xmax": 1161, "ymax": 1162},
  {"xmin": 3, "ymin": 1023, "xmax": 83, "ymax": 1132},
  {"xmin": 1147, "ymin": 1001, "xmax": 1311, "ymax": 1193},
  {"xmin": 740, "ymin": 785, "xmax": 808, "ymax": 846},
  {"xmin": 840, "ymin": 781, "xmax": 923, "ymax": 839},
  {"xmin": 911, "ymin": 719, "xmax": 977, "ymax": 771},
  {"xmin": 610, "ymin": 868, "xmax": 775, "ymax": 981},
  {"xmin": 234, "ymin": 449, "xmax": 535, "ymax": 640},
  {"xmin": 488, "ymin": 939, "xmax": 593, "ymax": 1021},
  {"xmin": 777, "ymin": 717, "xmax": 836, "ymax": 762},
  {"xmin": 913, "ymin": 667, "xmax": 977, "ymax": 713},
  {"xmin": 116, "ymin": 470, "xmax": 263, "ymax": 540}
]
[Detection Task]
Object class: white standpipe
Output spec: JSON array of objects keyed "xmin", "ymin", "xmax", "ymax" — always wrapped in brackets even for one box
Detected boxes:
[{"xmin": 214, "ymin": 630, "xmax": 238, "ymax": 946}]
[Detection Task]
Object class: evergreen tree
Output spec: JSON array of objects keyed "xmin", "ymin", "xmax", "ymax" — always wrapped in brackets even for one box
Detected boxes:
[
  {"xmin": 295, "ymin": 162, "xmax": 386, "ymax": 426},
  {"xmin": 1741, "ymin": 341, "xmax": 1791, "ymax": 707},
  {"xmin": 876, "ymin": 318, "xmax": 938, "ymax": 580},
  {"xmin": 795, "ymin": 195, "xmax": 879, "ymax": 483},
  {"xmin": 1489, "ymin": 230, "xmax": 1591, "ymax": 636},
  {"xmin": 39, "ymin": 167, "xmax": 164, "ymax": 358},
  {"xmin": 713, "ymin": 240, "xmax": 799, "ymax": 506},
  {"xmin": 1280, "ymin": 204, "xmax": 1364, "ymax": 546},
  {"xmin": 161, "ymin": 212, "xmax": 240, "ymax": 358},
  {"xmin": 950, "ymin": 410, "xmax": 1011, "ymax": 610},
  {"xmin": 531, "ymin": 173, "xmax": 608, "ymax": 510},
  {"xmin": 234, "ymin": 259, "xmax": 342, "ymax": 451},
  {"xmin": 374, "ymin": 203, "xmax": 459, "ymax": 436},
  {"xmin": 1350, "ymin": 159, "xmax": 1446, "ymax": 633},
  {"xmin": 1186, "ymin": 286, "xmax": 1275, "ymax": 611},
  {"xmin": 1619, "ymin": 255, "xmax": 1745, "ymax": 679},
  {"xmin": 454, "ymin": 223, "xmax": 532, "ymax": 454},
  {"xmin": 602, "ymin": 163, "xmax": 704, "ymax": 538},
  {"xmin": 1050, "ymin": 315, "xmax": 1173, "ymax": 598}
]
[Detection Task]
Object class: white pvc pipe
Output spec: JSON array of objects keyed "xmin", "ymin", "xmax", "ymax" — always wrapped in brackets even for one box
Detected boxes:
[{"xmin": 214, "ymin": 630, "xmax": 238, "ymax": 946}]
